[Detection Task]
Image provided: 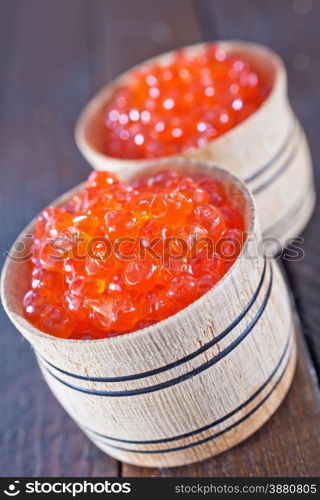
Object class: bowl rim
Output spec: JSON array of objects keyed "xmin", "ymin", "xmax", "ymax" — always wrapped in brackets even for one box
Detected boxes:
[
  {"xmin": 1, "ymin": 159, "xmax": 257, "ymax": 346},
  {"xmin": 75, "ymin": 39, "xmax": 287, "ymax": 169}
]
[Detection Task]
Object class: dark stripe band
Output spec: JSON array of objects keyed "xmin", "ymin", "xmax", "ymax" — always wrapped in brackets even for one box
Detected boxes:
[
  {"xmin": 252, "ymin": 125, "xmax": 301, "ymax": 195},
  {"xmin": 244, "ymin": 120, "xmax": 296, "ymax": 184},
  {"xmin": 38, "ymin": 259, "xmax": 267, "ymax": 383},
  {"xmin": 83, "ymin": 329, "xmax": 293, "ymax": 445},
  {"xmin": 89, "ymin": 341, "xmax": 293, "ymax": 454},
  {"xmin": 39, "ymin": 264, "xmax": 273, "ymax": 397}
]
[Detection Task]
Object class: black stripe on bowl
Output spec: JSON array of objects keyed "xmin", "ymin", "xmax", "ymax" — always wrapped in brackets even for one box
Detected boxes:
[
  {"xmin": 38, "ymin": 264, "xmax": 273, "ymax": 398},
  {"xmin": 252, "ymin": 124, "xmax": 301, "ymax": 196},
  {"xmin": 89, "ymin": 341, "xmax": 294, "ymax": 455},
  {"xmin": 82, "ymin": 328, "xmax": 293, "ymax": 445},
  {"xmin": 245, "ymin": 120, "xmax": 296, "ymax": 184},
  {"xmin": 37, "ymin": 258, "xmax": 267, "ymax": 383}
]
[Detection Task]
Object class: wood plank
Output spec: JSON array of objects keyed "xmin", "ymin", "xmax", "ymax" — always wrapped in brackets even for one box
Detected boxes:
[
  {"xmin": 0, "ymin": 0, "xmax": 117, "ymax": 477},
  {"xmin": 122, "ymin": 324, "xmax": 320, "ymax": 477},
  {"xmin": 202, "ymin": 0, "xmax": 320, "ymax": 372}
]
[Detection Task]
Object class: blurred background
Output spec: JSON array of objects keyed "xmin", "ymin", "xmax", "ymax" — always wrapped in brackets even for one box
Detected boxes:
[{"xmin": 0, "ymin": 0, "xmax": 319, "ymax": 477}]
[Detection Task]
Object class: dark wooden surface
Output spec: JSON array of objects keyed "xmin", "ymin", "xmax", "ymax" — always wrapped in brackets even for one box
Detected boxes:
[{"xmin": 0, "ymin": 0, "xmax": 319, "ymax": 477}]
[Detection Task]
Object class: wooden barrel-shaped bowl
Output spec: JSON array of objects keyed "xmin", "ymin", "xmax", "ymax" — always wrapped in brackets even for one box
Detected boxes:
[
  {"xmin": 1, "ymin": 160, "xmax": 296, "ymax": 468},
  {"xmin": 75, "ymin": 40, "xmax": 315, "ymax": 248}
]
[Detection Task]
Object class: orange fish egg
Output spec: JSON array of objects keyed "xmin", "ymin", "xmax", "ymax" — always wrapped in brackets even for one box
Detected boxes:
[
  {"xmin": 23, "ymin": 170, "xmax": 245, "ymax": 339},
  {"xmin": 102, "ymin": 44, "xmax": 269, "ymax": 159}
]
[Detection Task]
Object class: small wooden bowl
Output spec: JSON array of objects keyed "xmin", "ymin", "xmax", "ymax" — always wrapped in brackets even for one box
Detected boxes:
[
  {"xmin": 75, "ymin": 40, "xmax": 315, "ymax": 248},
  {"xmin": 1, "ymin": 159, "xmax": 296, "ymax": 468}
]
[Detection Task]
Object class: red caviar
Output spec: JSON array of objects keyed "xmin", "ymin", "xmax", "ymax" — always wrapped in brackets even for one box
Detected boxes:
[
  {"xmin": 23, "ymin": 170, "xmax": 245, "ymax": 339},
  {"xmin": 102, "ymin": 45, "xmax": 269, "ymax": 159}
]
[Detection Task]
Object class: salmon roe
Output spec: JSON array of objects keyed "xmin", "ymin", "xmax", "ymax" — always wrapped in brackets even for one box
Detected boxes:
[
  {"xmin": 23, "ymin": 170, "xmax": 245, "ymax": 339},
  {"xmin": 102, "ymin": 45, "xmax": 269, "ymax": 159}
]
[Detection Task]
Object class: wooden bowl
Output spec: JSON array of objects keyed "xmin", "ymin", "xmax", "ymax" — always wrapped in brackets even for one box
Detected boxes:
[
  {"xmin": 1, "ymin": 159, "xmax": 296, "ymax": 468},
  {"xmin": 75, "ymin": 40, "xmax": 315, "ymax": 249}
]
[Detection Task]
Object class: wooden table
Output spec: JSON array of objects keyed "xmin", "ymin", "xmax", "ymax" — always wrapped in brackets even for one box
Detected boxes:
[{"xmin": 1, "ymin": 0, "xmax": 319, "ymax": 477}]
